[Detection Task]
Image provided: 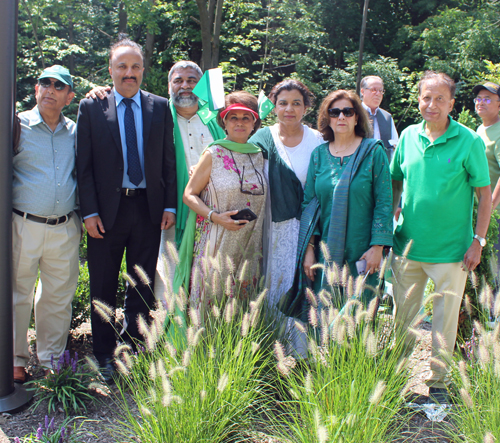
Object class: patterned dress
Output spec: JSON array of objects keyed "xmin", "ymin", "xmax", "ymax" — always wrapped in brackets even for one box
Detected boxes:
[{"xmin": 189, "ymin": 145, "xmax": 267, "ymax": 311}]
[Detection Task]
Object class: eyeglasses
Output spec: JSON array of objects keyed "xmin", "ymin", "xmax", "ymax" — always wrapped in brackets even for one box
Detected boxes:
[
  {"xmin": 366, "ymin": 87, "xmax": 385, "ymax": 94},
  {"xmin": 38, "ymin": 78, "xmax": 67, "ymax": 90},
  {"xmin": 474, "ymin": 97, "xmax": 500, "ymax": 104},
  {"xmin": 229, "ymin": 151, "xmax": 265, "ymax": 196},
  {"xmin": 328, "ymin": 107, "xmax": 356, "ymax": 118}
]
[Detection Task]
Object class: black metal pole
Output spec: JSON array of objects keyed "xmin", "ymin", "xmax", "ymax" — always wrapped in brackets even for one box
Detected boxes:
[{"xmin": 0, "ymin": 0, "xmax": 33, "ymax": 413}]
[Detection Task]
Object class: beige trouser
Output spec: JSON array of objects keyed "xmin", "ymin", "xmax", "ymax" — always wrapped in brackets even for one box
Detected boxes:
[
  {"xmin": 12, "ymin": 212, "xmax": 80, "ymax": 367},
  {"xmin": 154, "ymin": 227, "xmax": 177, "ymax": 303},
  {"xmin": 392, "ymin": 255, "xmax": 467, "ymax": 388}
]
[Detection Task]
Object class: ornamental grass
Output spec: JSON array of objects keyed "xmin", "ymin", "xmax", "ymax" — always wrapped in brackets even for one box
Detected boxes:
[
  {"xmin": 447, "ymin": 281, "xmax": 500, "ymax": 443},
  {"xmin": 271, "ymin": 253, "xmax": 413, "ymax": 443},
  {"xmin": 113, "ymin": 248, "xmax": 277, "ymax": 443}
]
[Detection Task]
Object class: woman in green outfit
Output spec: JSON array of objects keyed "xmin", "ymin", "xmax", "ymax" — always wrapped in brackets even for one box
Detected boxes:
[{"xmin": 281, "ymin": 89, "xmax": 393, "ymax": 317}]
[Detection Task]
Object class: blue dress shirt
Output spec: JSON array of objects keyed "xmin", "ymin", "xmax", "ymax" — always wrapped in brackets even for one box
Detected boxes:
[{"xmin": 114, "ymin": 88, "xmax": 146, "ymax": 189}]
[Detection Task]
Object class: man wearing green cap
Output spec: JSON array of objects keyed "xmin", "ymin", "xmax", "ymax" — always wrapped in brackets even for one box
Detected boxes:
[{"xmin": 12, "ymin": 65, "xmax": 80, "ymax": 383}]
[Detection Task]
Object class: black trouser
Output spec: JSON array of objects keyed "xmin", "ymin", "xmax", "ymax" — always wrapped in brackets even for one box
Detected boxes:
[{"xmin": 87, "ymin": 193, "xmax": 161, "ymax": 363}]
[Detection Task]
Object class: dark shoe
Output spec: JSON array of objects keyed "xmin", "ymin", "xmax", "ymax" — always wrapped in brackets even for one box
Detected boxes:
[
  {"xmin": 99, "ymin": 358, "xmax": 116, "ymax": 385},
  {"xmin": 429, "ymin": 387, "xmax": 450, "ymax": 405},
  {"xmin": 14, "ymin": 366, "xmax": 26, "ymax": 383}
]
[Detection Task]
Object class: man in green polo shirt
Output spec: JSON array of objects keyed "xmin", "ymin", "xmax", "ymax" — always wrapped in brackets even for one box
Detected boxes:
[
  {"xmin": 474, "ymin": 81, "xmax": 500, "ymax": 269},
  {"xmin": 390, "ymin": 71, "xmax": 491, "ymax": 404}
]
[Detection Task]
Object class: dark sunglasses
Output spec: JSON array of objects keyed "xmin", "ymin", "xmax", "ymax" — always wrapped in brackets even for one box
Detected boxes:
[
  {"xmin": 38, "ymin": 78, "xmax": 67, "ymax": 90},
  {"xmin": 328, "ymin": 107, "xmax": 356, "ymax": 118}
]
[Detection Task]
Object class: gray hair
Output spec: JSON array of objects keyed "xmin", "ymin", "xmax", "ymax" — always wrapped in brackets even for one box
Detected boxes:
[
  {"xmin": 360, "ymin": 76, "xmax": 384, "ymax": 90},
  {"xmin": 418, "ymin": 71, "xmax": 456, "ymax": 98},
  {"xmin": 168, "ymin": 61, "xmax": 203, "ymax": 82}
]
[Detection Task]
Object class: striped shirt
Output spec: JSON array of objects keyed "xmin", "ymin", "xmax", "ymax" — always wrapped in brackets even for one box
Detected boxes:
[{"xmin": 13, "ymin": 106, "xmax": 77, "ymax": 217}]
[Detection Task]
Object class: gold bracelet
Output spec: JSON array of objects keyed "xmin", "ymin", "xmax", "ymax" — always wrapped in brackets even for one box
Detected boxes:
[{"xmin": 307, "ymin": 242, "xmax": 315, "ymax": 249}]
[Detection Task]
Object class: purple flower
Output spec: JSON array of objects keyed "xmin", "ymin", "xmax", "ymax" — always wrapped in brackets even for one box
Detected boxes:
[
  {"xmin": 36, "ymin": 426, "xmax": 43, "ymax": 439},
  {"xmin": 45, "ymin": 415, "xmax": 49, "ymax": 429},
  {"xmin": 49, "ymin": 417, "xmax": 55, "ymax": 432},
  {"xmin": 64, "ymin": 350, "xmax": 70, "ymax": 366},
  {"xmin": 51, "ymin": 354, "xmax": 54, "ymax": 369},
  {"xmin": 71, "ymin": 358, "xmax": 77, "ymax": 373},
  {"xmin": 61, "ymin": 426, "xmax": 65, "ymax": 438},
  {"xmin": 14, "ymin": 438, "xmax": 21, "ymax": 443}
]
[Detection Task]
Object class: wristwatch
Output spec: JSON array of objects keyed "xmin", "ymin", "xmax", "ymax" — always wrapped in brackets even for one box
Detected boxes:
[{"xmin": 474, "ymin": 234, "xmax": 486, "ymax": 247}]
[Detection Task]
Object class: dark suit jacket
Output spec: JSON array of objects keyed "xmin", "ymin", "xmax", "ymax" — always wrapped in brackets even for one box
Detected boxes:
[{"xmin": 76, "ymin": 89, "xmax": 176, "ymax": 230}]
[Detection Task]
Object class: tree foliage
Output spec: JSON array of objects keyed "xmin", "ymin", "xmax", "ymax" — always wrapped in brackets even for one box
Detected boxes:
[{"xmin": 15, "ymin": 0, "xmax": 500, "ymax": 130}]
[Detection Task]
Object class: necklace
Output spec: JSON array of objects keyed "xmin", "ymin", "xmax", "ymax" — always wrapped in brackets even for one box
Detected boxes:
[{"xmin": 331, "ymin": 138, "xmax": 357, "ymax": 155}]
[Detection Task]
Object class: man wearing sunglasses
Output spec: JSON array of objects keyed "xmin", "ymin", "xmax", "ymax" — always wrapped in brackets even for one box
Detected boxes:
[
  {"xmin": 12, "ymin": 65, "xmax": 81, "ymax": 383},
  {"xmin": 360, "ymin": 75, "xmax": 399, "ymax": 161},
  {"xmin": 474, "ymin": 81, "xmax": 500, "ymax": 268}
]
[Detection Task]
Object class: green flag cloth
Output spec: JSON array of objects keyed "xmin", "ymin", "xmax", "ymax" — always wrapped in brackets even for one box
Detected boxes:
[
  {"xmin": 192, "ymin": 68, "xmax": 225, "ymax": 111},
  {"xmin": 258, "ymin": 90, "xmax": 275, "ymax": 119},
  {"xmin": 197, "ymin": 101, "xmax": 219, "ymax": 125},
  {"xmin": 170, "ymin": 100, "xmax": 225, "ymax": 248},
  {"xmin": 167, "ymin": 138, "xmax": 262, "ymax": 340}
]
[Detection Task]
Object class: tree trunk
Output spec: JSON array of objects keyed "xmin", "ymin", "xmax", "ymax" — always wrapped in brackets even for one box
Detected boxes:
[
  {"xmin": 356, "ymin": 0, "xmax": 370, "ymax": 95},
  {"xmin": 211, "ymin": 0, "xmax": 224, "ymax": 68},
  {"xmin": 118, "ymin": 2, "xmax": 127, "ymax": 34},
  {"xmin": 144, "ymin": 0, "xmax": 156, "ymax": 76},
  {"xmin": 144, "ymin": 31, "xmax": 154, "ymax": 75},
  {"xmin": 68, "ymin": 18, "xmax": 75, "ymax": 75},
  {"xmin": 195, "ymin": 0, "xmax": 224, "ymax": 70}
]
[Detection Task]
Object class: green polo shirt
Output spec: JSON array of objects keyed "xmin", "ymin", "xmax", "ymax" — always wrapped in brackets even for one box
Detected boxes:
[
  {"xmin": 477, "ymin": 120, "xmax": 500, "ymax": 202},
  {"xmin": 390, "ymin": 118, "xmax": 490, "ymax": 263}
]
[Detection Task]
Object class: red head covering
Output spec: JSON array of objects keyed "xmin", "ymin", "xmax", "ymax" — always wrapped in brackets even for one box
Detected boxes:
[{"xmin": 220, "ymin": 103, "xmax": 259, "ymax": 121}]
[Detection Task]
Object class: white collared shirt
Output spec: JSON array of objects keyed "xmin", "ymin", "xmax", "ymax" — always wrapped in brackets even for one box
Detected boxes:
[{"xmin": 177, "ymin": 113, "xmax": 214, "ymax": 168}]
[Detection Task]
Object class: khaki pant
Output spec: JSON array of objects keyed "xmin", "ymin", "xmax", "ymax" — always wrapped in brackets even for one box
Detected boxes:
[
  {"xmin": 392, "ymin": 255, "xmax": 467, "ymax": 388},
  {"xmin": 12, "ymin": 212, "xmax": 80, "ymax": 367},
  {"xmin": 154, "ymin": 227, "xmax": 176, "ymax": 303}
]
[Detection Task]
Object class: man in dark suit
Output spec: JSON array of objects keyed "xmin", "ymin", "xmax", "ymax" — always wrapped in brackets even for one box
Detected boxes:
[{"xmin": 76, "ymin": 37, "xmax": 176, "ymax": 381}]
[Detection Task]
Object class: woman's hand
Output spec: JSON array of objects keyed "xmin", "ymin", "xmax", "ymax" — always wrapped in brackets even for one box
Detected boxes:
[
  {"xmin": 303, "ymin": 245, "xmax": 317, "ymax": 281},
  {"xmin": 212, "ymin": 210, "xmax": 249, "ymax": 231},
  {"xmin": 86, "ymin": 86, "xmax": 111, "ymax": 100},
  {"xmin": 359, "ymin": 245, "xmax": 384, "ymax": 275}
]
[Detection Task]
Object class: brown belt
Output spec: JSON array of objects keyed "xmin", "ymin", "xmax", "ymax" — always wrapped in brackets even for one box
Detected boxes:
[{"xmin": 13, "ymin": 208, "xmax": 71, "ymax": 225}]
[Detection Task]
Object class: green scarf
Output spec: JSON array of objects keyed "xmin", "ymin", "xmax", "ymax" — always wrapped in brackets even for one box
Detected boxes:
[
  {"xmin": 166, "ymin": 138, "xmax": 262, "ymax": 340},
  {"xmin": 249, "ymin": 127, "xmax": 304, "ymax": 222},
  {"xmin": 170, "ymin": 100, "xmax": 225, "ymax": 248}
]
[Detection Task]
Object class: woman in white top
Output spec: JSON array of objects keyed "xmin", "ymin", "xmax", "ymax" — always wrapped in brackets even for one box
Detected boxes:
[{"xmin": 250, "ymin": 79, "xmax": 323, "ymax": 355}]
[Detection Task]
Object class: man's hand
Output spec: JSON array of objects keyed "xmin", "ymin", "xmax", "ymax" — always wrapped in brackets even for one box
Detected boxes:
[
  {"xmin": 84, "ymin": 215, "xmax": 105, "ymax": 239},
  {"xmin": 161, "ymin": 211, "xmax": 176, "ymax": 230},
  {"xmin": 463, "ymin": 240, "xmax": 483, "ymax": 272},
  {"xmin": 86, "ymin": 86, "xmax": 111, "ymax": 100}
]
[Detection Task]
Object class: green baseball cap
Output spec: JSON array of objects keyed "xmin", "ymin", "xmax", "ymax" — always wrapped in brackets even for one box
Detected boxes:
[{"xmin": 39, "ymin": 65, "xmax": 73, "ymax": 89}]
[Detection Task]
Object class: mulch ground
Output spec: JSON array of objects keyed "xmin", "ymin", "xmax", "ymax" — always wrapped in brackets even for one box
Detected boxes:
[{"xmin": 0, "ymin": 321, "xmax": 455, "ymax": 442}]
